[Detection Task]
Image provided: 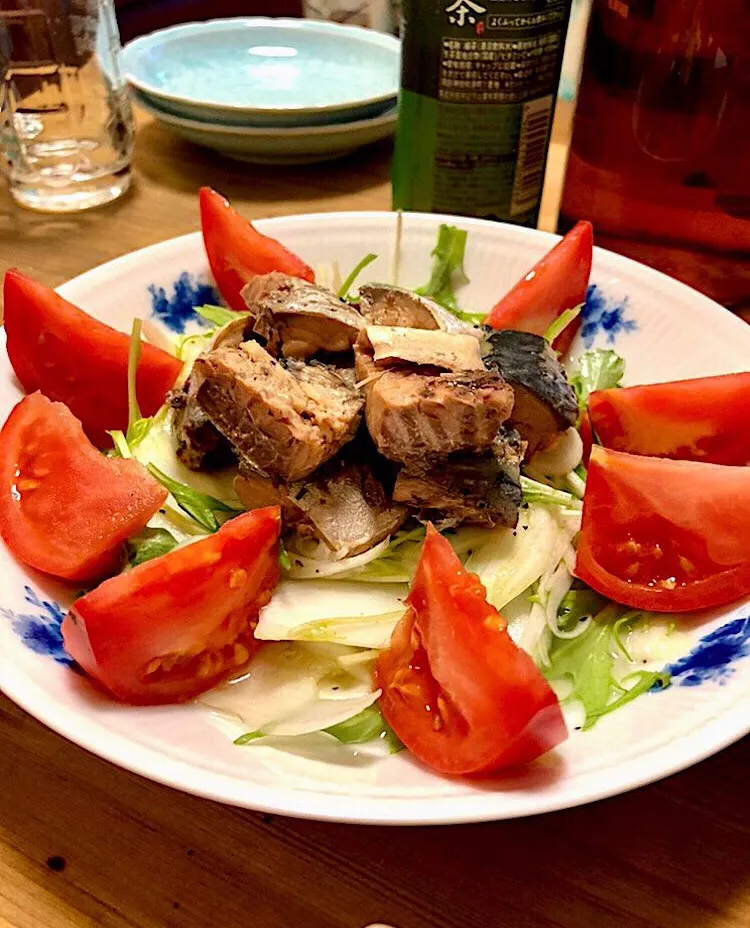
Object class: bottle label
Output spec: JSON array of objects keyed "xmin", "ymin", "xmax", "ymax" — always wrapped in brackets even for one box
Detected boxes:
[{"xmin": 393, "ymin": 0, "xmax": 571, "ymax": 222}]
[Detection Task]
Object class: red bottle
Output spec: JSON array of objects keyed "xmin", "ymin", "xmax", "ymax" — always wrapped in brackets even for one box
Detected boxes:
[{"xmin": 560, "ymin": 0, "xmax": 750, "ymax": 314}]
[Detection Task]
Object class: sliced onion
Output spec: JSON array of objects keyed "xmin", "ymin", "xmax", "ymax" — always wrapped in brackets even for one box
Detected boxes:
[{"xmin": 285, "ymin": 537, "xmax": 392, "ymax": 578}]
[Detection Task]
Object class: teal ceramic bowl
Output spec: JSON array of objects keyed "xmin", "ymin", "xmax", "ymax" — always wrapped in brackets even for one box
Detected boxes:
[{"xmin": 122, "ymin": 17, "xmax": 400, "ymax": 128}]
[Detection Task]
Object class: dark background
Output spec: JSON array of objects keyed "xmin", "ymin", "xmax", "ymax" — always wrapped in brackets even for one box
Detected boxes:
[{"xmin": 115, "ymin": 0, "xmax": 304, "ymax": 43}]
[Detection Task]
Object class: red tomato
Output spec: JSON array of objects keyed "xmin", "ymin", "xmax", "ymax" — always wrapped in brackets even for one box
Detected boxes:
[
  {"xmin": 62, "ymin": 507, "xmax": 281, "ymax": 704},
  {"xmin": 4, "ymin": 270, "xmax": 181, "ymax": 448},
  {"xmin": 579, "ymin": 409, "xmax": 594, "ymax": 466},
  {"xmin": 577, "ymin": 446, "xmax": 750, "ymax": 612},
  {"xmin": 377, "ymin": 525, "xmax": 567, "ymax": 776},
  {"xmin": 0, "ymin": 393, "xmax": 167, "ymax": 582},
  {"xmin": 589, "ymin": 372, "xmax": 750, "ymax": 465},
  {"xmin": 485, "ymin": 221, "xmax": 593, "ymax": 356},
  {"xmin": 199, "ymin": 187, "xmax": 315, "ymax": 312}
]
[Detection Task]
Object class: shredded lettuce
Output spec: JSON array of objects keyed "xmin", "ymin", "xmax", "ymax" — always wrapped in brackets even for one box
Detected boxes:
[
  {"xmin": 545, "ymin": 604, "xmax": 671, "ymax": 730},
  {"xmin": 125, "ymin": 319, "xmax": 155, "ymax": 448},
  {"xmin": 416, "ymin": 224, "xmax": 480, "ymax": 321},
  {"xmin": 337, "ymin": 526, "xmax": 426, "ymax": 583},
  {"xmin": 518, "ymin": 546, "xmax": 576, "ymax": 664},
  {"xmin": 147, "ymin": 464, "xmax": 242, "ymax": 532},
  {"xmin": 176, "ymin": 331, "xmax": 211, "ymax": 363},
  {"xmin": 255, "ymin": 580, "xmax": 407, "ymax": 648},
  {"xmin": 570, "ymin": 349, "xmax": 625, "ymax": 410},
  {"xmin": 202, "ymin": 641, "xmax": 380, "ymax": 739},
  {"xmin": 126, "ymin": 527, "xmax": 178, "ymax": 567},
  {"xmin": 284, "ymin": 537, "xmax": 392, "ymax": 580},
  {"xmin": 556, "ymin": 588, "xmax": 607, "ymax": 633},
  {"xmin": 334, "ymin": 524, "xmax": 488, "ymax": 584},
  {"xmin": 465, "ymin": 503, "xmax": 577, "ymax": 613},
  {"xmin": 195, "ymin": 304, "xmax": 247, "ymax": 328},
  {"xmin": 520, "ymin": 476, "xmax": 582, "ymax": 510},
  {"xmin": 337, "ymin": 253, "xmax": 377, "ymax": 300},
  {"xmin": 128, "ymin": 405, "xmax": 240, "ymax": 504}
]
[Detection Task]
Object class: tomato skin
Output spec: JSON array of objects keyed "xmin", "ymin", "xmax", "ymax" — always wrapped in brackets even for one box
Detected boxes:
[
  {"xmin": 0, "ymin": 393, "xmax": 167, "ymax": 582},
  {"xmin": 577, "ymin": 446, "xmax": 750, "ymax": 612},
  {"xmin": 377, "ymin": 525, "xmax": 566, "ymax": 776},
  {"xmin": 62, "ymin": 507, "xmax": 282, "ymax": 705},
  {"xmin": 4, "ymin": 270, "xmax": 181, "ymax": 448},
  {"xmin": 485, "ymin": 221, "xmax": 593, "ymax": 356},
  {"xmin": 199, "ymin": 187, "xmax": 315, "ymax": 312},
  {"xmin": 589, "ymin": 372, "xmax": 750, "ymax": 465},
  {"xmin": 579, "ymin": 410, "xmax": 594, "ymax": 466}
]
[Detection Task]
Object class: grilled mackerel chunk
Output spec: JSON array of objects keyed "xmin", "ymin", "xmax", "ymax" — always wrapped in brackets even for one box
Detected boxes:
[
  {"xmin": 393, "ymin": 428, "xmax": 525, "ymax": 528},
  {"xmin": 483, "ymin": 329, "xmax": 578, "ymax": 457},
  {"xmin": 358, "ymin": 284, "xmax": 480, "ymax": 338},
  {"xmin": 235, "ymin": 459, "xmax": 406, "ymax": 559},
  {"xmin": 192, "ymin": 340, "xmax": 362, "ymax": 482},
  {"xmin": 354, "ymin": 328, "xmax": 513, "ymax": 465},
  {"xmin": 241, "ymin": 272, "xmax": 364, "ymax": 359},
  {"xmin": 363, "ymin": 325, "xmax": 484, "ymax": 373},
  {"xmin": 169, "ymin": 376, "xmax": 234, "ymax": 471}
]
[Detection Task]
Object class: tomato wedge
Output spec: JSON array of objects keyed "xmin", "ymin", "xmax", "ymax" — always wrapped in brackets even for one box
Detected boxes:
[
  {"xmin": 577, "ymin": 446, "xmax": 750, "ymax": 612},
  {"xmin": 199, "ymin": 187, "xmax": 315, "ymax": 312},
  {"xmin": 62, "ymin": 507, "xmax": 281, "ymax": 704},
  {"xmin": 4, "ymin": 270, "xmax": 181, "ymax": 447},
  {"xmin": 377, "ymin": 525, "xmax": 566, "ymax": 775},
  {"xmin": 485, "ymin": 221, "xmax": 593, "ymax": 355},
  {"xmin": 589, "ymin": 372, "xmax": 750, "ymax": 465},
  {"xmin": 0, "ymin": 393, "xmax": 167, "ymax": 582}
]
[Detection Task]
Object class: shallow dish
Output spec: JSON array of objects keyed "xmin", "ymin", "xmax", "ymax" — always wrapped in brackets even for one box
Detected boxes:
[
  {"xmin": 133, "ymin": 91, "xmax": 397, "ymax": 165},
  {"xmin": 122, "ymin": 18, "xmax": 400, "ymax": 127},
  {"xmin": 1, "ymin": 212, "xmax": 749, "ymax": 825}
]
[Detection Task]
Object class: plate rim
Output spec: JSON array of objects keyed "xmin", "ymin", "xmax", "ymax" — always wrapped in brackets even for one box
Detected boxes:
[
  {"xmin": 122, "ymin": 17, "xmax": 400, "ymax": 119},
  {"xmin": 2, "ymin": 211, "xmax": 749, "ymax": 825}
]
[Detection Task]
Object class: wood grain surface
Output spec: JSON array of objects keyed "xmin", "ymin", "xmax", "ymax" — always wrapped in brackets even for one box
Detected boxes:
[{"xmin": 0, "ymin": 108, "xmax": 748, "ymax": 928}]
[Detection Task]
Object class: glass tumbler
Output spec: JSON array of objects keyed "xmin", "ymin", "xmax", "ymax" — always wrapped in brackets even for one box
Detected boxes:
[{"xmin": 0, "ymin": 0, "xmax": 134, "ymax": 212}]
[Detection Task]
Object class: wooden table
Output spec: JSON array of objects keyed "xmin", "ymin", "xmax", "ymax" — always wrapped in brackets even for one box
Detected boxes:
[{"xmin": 1, "ymin": 110, "xmax": 749, "ymax": 928}]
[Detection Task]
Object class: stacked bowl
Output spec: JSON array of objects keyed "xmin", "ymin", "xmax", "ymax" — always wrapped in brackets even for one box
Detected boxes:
[{"xmin": 122, "ymin": 18, "xmax": 400, "ymax": 164}]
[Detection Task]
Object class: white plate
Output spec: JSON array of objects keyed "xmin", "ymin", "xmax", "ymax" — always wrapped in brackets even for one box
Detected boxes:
[
  {"xmin": 133, "ymin": 91, "xmax": 397, "ymax": 165},
  {"xmin": 1, "ymin": 212, "xmax": 749, "ymax": 825},
  {"xmin": 122, "ymin": 18, "xmax": 399, "ymax": 127}
]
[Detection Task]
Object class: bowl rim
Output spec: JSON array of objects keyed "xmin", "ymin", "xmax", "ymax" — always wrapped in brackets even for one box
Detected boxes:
[
  {"xmin": 121, "ymin": 17, "xmax": 401, "ymax": 119},
  {"xmin": 132, "ymin": 88, "xmax": 398, "ymax": 138}
]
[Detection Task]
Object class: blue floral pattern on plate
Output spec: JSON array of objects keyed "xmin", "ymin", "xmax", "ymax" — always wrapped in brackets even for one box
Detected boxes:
[
  {"xmin": 1, "ymin": 586, "xmax": 72, "ymax": 666},
  {"xmin": 149, "ymin": 272, "xmax": 220, "ymax": 334},
  {"xmin": 581, "ymin": 284, "xmax": 637, "ymax": 348},
  {"xmin": 664, "ymin": 617, "xmax": 750, "ymax": 687}
]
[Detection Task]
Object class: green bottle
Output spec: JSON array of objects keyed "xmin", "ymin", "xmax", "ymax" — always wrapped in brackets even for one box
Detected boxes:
[{"xmin": 392, "ymin": 0, "xmax": 574, "ymax": 225}]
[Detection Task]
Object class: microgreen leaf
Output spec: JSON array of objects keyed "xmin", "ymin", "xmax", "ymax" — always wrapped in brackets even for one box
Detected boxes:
[
  {"xmin": 195, "ymin": 304, "xmax": 248, "ymax": 328},
  {"xmin": 416, "ymin": 224, "xmax": 472, "ymax": 316},
  {"xmin": 545, "ymin": 604, "xmax": 672, "ymax": 729},
  {"xmin": 126, "ymin": 527, "xmax": 178, "ymax": 568},
  {"xmin": 107, "ymin": 429, "xmax": 131, "ymax": 459},
  {"xmin": 324, "ymin": 705, "xmax": 404, "ymax": 753},
  {"xmin": 337, "ymin": 253, "xmax": 378, "ymax": 300},
  {"xmin": 146, "ymin": 464, "xmax": 241, "ymax": 532},
  {"xmin": 544, "ymin": 303, "xmax": 583, "ymax": 344},
  {"xmin": 570, "ymin": 349, "xmax": 626, "ymax": 411}
]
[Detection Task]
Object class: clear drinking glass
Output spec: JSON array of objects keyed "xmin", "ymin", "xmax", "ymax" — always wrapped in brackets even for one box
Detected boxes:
[{"xmin": 0, "ymin": 0, "xmax": 134, "ymax": 212}]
